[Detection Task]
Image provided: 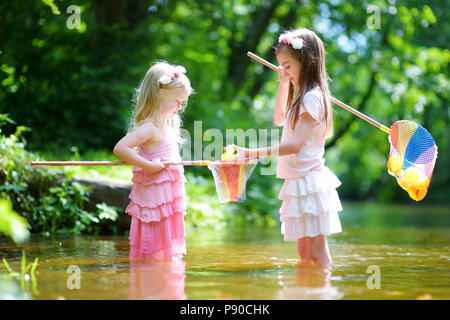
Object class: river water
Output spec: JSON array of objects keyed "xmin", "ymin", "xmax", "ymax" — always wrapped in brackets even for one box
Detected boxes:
[{"xmin": 0, "ymin": 202, "xmax": 449, "ymax": 299}]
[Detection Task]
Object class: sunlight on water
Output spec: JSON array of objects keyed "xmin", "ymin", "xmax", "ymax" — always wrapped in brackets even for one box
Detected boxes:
[{"xmin": 0, "ymin": 202, "xmax": 449, "ymax": 300}]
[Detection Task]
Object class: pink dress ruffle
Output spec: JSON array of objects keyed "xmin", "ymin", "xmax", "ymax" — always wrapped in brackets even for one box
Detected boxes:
[{"xmin": 125, "ymin": 129, "xmax": 187, "ymax": 260}]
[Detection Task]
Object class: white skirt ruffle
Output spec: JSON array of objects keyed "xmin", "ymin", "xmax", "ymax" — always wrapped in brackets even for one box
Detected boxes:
[{"xmin": 278, "ymin": 167, "xmax": 343, "ymax": 241}]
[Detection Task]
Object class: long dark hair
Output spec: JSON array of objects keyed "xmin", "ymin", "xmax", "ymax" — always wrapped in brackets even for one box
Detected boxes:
[{"xmin": 275, "ymin": 28, "xmax": 333, "ymax": 138}]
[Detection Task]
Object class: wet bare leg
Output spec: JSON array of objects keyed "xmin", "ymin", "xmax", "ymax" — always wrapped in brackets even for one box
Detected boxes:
[
  {"xmin": 309, "ymin": 235, "xmax": 332, "ymax": 266},
  {"xmin": 297, "ymin": 237, "xmax": 315, "ymax": 264}
]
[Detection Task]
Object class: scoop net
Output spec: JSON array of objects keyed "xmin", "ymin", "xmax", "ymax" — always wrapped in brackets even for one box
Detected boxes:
[
  {"xmin": 208, "ymin": 158, "xmax": 260, "ymax": 203},
  {"xmin": 387, "ymin": 120, "xmax": 438, "ymax": 201}
]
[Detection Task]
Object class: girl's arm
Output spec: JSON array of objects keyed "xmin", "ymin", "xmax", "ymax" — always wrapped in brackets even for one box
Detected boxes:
[
  {"xmin": 234, "ymin": 112, "xmax": 316, "ymax": 158},
  {"xmin": 273, "ymin": 66, "xmax": 290, "ymax": 126},
  {"xmin": 113, "ymin": 122, "xmax": 165, "ymax": 173}
]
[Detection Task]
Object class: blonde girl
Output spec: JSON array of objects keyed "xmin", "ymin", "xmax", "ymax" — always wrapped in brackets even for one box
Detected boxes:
[{"xmin": 114, "ymin": 61, "xmax": 193, "ymax": 261}]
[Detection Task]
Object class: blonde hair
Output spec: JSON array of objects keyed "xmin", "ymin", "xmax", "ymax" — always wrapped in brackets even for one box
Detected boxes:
[
  {"xmin": 131, "ymin": 61, "xmax": 193, "ymax": 142},
  {"xmin": 276, "ymin": 28, "xmax": 333, "ymax": 139}
]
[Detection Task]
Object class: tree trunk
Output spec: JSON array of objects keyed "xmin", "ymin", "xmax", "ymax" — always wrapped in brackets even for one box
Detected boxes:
[{"xmin": 227, "ymin": 0, "xmax": 283, "ymax": 92}]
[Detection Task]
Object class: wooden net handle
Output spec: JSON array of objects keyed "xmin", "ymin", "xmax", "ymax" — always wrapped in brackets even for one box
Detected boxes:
[
  {"xmin": 30, "ymin": 160, "xmax": 211, "ymax": 167},
  {"xmin": 247, "ymin": 51, "xmax": 391, "ymax": 134}
]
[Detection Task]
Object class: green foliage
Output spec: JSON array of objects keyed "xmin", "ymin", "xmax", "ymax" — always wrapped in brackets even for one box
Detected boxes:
[
  {"xmin": 34, "ymin": 181, "xmax": 94, "ymax": 235},
  {"xmin": 0, "ymin": 199, "xmax": 30, "ymax": 243},
  {"xmin": 0, "ymin": 114, "xmax": 119, "ymax": 236}
]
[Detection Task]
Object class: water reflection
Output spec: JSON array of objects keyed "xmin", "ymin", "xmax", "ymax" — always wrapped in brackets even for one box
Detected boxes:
[
  {"xmin": 277, "ymin": 262, "xmax": 343, "ymax": 300},
  {"xmin": 129, "ymin": 258, "xmax": 187, "ymax": 300}
]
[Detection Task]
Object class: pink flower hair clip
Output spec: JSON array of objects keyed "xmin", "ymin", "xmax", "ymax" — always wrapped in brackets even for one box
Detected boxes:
[
  {"xmin": 278, "ymin": 33, "xmax": 304, "ymax": 50},
  {"xmin": 159, "ymin": 66, "xmax": 186, "ymax": 85}
]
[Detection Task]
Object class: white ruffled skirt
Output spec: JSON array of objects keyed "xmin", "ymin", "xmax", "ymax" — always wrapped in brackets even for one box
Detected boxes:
[{"xmin": 278, "ymin": 167, "xmax": 343, "ymax": 241}]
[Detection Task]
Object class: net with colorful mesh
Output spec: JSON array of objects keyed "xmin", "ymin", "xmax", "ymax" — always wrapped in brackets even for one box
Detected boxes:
[
  {"xmin": 208, "ymin": 158, "xmax": 260, "ymax": 203},
  {"xmin": 387, "ymin": 120, "xmax": 437, "ymax": 201}
]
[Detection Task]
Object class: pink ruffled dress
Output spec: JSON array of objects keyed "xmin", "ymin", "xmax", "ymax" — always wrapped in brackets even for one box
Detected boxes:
[
  {"xmin": 277, "ymin": 87, "xmax": 343, "ymax": 241},
  {"xmin": 125, "ymin": 129, "xmax": 187, "ymax": 260}
]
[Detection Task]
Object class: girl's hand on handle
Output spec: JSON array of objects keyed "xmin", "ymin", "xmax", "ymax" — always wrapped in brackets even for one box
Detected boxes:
[
  {"xmin": 277, "ymin": 66, "xmax": 290, "ymax": 87},
  {"xmin": 231, "ymin": 144, "xmax": 249, "ymax": 159},
  {"xmin": 144, "ymin": 159, "xmax": 166, "ymax": 173}
]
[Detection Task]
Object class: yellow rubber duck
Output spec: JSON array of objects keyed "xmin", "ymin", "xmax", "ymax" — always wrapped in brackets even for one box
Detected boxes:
[
  {"xmin": 221, "ymin": 145, "xmax": 236, "ymax": 161},
  {"xmin": 401, "ymin": 167, "xmax": 420, "ymax": 186},
  {"xmin": 414, "ymin": 173, "xmax": 429, "ymax": 189},
  {"xmin": 387, "ymin": 155, "xmax": 403, "ymax": 173}
]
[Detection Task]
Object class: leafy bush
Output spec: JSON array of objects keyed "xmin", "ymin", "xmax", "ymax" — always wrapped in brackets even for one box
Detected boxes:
[{"xmin": 0, "ymin": 114, "xmax": 119, "ymax": 236}]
